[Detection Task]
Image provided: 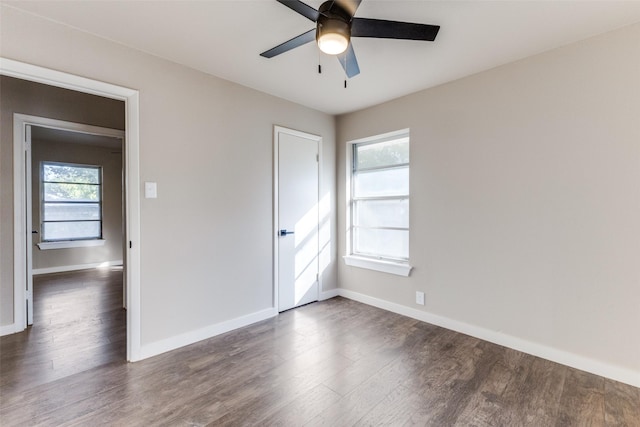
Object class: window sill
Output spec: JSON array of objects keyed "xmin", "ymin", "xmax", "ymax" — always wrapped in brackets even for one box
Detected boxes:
[
  {"xmin": 343, "ymin": 255, "xmax": 412, "ymax": 277},
  {"xmin": 37, "ymin": 239, "xmax": 106, "ymax": 250}
]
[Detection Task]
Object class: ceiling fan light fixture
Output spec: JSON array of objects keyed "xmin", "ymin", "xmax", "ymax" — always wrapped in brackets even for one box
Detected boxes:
[
  {"xmin": 261, "ymin": 0, "xmax": 441, "ymax": 78},
  {"xmin": 317, "ymin": 32, "xmax": 349, "ymax": 55},
  {"xmin": 316, "ymin": 15, "xmax": 351, "ymax": 55}
]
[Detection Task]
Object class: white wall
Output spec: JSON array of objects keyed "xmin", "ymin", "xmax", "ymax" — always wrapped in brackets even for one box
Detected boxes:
[
  {"xmin": 0, "ymin": 6, "xmax": 337, "ymax": 348},
  {"xmin": 337, "ymin": 23, "xmax": 640, "ymax": 385}
]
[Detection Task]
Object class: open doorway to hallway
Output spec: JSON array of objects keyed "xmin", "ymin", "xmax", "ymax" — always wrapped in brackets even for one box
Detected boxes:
[
  {"xmin": 0, "ymin": 59, "xmax": 142, "ymax": 362},
  {"xmin": 0, "ymin": 74, "xmax": 131, "ymax": 389}
]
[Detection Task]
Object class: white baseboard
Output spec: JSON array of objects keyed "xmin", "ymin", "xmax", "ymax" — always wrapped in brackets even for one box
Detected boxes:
[
  {"xmin": 33, "ymin": 260, "xmax": 123, "ymax": 275},
  {"xmin": 137, "ymin": 307, "xmax": 278, "ymax": 361},
  {"xmin": 0, "ymin": 322, "xmax": 24, "ymax": 337},
  {"xmin": 319, "ymin": 288, "xmax": 340, "ymax": 301},
  {"xmin": 337, "ymin": 289, "xmax": 640, "ymax": 389}
]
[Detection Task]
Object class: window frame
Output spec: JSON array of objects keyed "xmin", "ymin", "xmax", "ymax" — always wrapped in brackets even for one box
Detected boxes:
[
  {"xmin": 344, "ymin": 129, "xmax": 413, "ymax": 277},
  {"xmin": 40, "ymin": 161, "xmax": 104, "ymax": 243}
]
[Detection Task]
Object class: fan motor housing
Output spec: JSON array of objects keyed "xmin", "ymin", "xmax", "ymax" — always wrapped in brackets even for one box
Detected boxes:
[{"xmin": 316, "ymin": 1, "xmax": 352, "ymax": 46}]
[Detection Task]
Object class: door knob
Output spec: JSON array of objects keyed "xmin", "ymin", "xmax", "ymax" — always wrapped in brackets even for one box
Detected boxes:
[
  {"xmin": 279, "ymin": 229, "xmax": 294, "ymax": 236},
  {"xmin": 32, "ymin": 230, "xmax": 38, "ymax": 234}
]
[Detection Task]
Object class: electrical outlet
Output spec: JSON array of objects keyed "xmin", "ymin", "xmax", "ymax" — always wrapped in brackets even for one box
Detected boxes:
[{"xmin": 416, "ymin": 291, "xmax": 425, "ymax": 305}]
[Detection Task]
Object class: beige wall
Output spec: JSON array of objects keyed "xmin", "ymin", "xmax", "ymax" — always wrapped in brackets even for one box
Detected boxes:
[
  {"xmin": 337, "ymin": 23, "xmax": 640, "ymax": 376},
  {"xmin": 31, "ymin": 139, "xmax": 123, "ymax": 270},
  {"xmin": 0, "ymin": 75, "xmax": 125, "ymax": 326},
  {"xmin": 1, "ymin": 6, "xmax": 337, "ymax": 345}
]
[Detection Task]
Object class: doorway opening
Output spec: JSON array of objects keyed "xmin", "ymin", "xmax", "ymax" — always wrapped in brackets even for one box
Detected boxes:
[
  {"xmin": 24, "ymin": 120, "xmax": 125, "ymax": 325},
  {"xmin": 4, "ymin": 117, "xmax": 127, "ymax": 386},
  {"xmin": 1, "ymin": 58, "xmax": 141, "ymax": 361}
]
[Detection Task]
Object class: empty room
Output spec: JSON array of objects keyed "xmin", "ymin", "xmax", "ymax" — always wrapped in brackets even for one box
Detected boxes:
[{"xmin": 1, "ymin": 1, "xmax": 639, "ymax": 425}]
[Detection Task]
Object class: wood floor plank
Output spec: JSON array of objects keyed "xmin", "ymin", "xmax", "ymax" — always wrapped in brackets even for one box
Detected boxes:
[
  {"xmin": 510, "ymin": 358, "xmax": 568, "ymax": 425},
  {"xmin": 556, "ymin": 368, "xmax": 606, "ymax": 426},
  {"xmin": 605, "ymin": 379, "xmax": 640, "ymax": 426},
  {"xmin": 305, "ymin": 351, "xmax": 420, "ymax": 426},
  {"xmin": 452, "ymin": 347, "xmax": 530, "ymax": 426},
  {"xmin": 402, "ymin": 335, "xmax": 502, "ymax": 425},
  {"xmin": 211, "ymin": 353, "xmax": 353, "ymax": 425},
  {"xmin": 354, "ymin": 385, "xmax": 425, "ymax": 427},
  {"xmin": 321, "ymin": 346, "xmax": 400, "ymax": 397},
  {"xmin": 2, "ymin": 272, "xmax": 638, "ymax": 426},
  {"xmin": 258, "ymin": 384, "xmax": 342, "ymax": 426}
]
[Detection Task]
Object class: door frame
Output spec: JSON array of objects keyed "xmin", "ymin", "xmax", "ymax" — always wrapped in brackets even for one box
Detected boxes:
[
  {"xmin": 272, "ymin": 126, "xmax": 322, "ymax": 312},
  {"xmin": 1, "ymin": 57, "xmax": 142, "ymax": 361}
]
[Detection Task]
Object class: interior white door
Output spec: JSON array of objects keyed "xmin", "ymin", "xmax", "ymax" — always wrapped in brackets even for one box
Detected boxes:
[{"xmin": 277, "ymin": 129, "xmax": 320, "ymax": 312}]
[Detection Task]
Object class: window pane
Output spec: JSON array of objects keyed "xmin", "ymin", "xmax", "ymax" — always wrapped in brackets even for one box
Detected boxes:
[
  {"xmin": 354, "ymin": 167, "xmax": 408, "ymax": 198},
  {"xmin": 354, "ymin": 228, "xmax": 409, "ymax": 260},
  {"xmin": 44, "ymin": 203, "xmax": 101, "ymax": 221},
  {"xmin": 44, "ymin": 183, "xmax": 99, "ymax": 202},
  {"xmin": 43, "ymin": 221, "xmax": 101, "ymax": 240},
  {"xmin": 356, "ymin": 137, "xmax": 409, "ymax": 169},
  {"xmin": 43, "ymin": 164, "xmax": 100, "ymax": 184},
  {"xmin": 354, "ymin": 199, "xmax": 408, "ymax": 228}
]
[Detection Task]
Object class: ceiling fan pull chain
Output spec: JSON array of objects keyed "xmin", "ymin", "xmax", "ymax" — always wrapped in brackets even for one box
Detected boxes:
[{"xmin": 344, "ymin": 52, "xmax": 348, "ymax": 88}]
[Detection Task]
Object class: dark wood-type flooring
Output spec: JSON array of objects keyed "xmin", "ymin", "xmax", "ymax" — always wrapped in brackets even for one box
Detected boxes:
[
  {"xmin": 0, "ymin": 268, "xmax": 126, "ymax": 395},
  {"xmin": 1, "ymin": 269, "xmax": 638, "ymax": 426}
]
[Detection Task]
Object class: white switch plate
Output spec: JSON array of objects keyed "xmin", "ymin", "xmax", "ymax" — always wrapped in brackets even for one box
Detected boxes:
[
  {"xmin": 144, "ymin": 182, "xmax": 157, "ymax": 198},
  {"xmin": 416, "ymin": 291, "xmax": 425, "ymax": 305}
]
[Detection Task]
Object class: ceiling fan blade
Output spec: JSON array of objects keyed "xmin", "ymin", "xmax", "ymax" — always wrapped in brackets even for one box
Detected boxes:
[
  {"xmin": 337, "ymin": 43, "xmax": 360, "ymax": 78},
  {"xmin": 260, "ymin": 29, "xmax": 316, "ymax": 58},
  {"xmin": 352, "ymin": 17, "xmax": 440, "ymax": 41},
  {"xmin": 276, "ymin": 0, "xmax": 320, "ymax": 22},
  {"xmin": 333, "ymin": 0, "xmax": 363, "ymax": 18}
]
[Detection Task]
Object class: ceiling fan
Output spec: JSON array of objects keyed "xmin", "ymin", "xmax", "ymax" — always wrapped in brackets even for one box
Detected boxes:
[{"xmin": 260, "ymin": 0, "xmax": 440, "ymax": 78}]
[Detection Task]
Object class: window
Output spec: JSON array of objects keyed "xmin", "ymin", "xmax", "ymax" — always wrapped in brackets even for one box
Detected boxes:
[
  {"xmin": 345, "ymin": 130, "xmax": 412, "ymax": 276},
  {"xmin": 41, "ymin": 162, "xmax": 103, "ymax": 242}
]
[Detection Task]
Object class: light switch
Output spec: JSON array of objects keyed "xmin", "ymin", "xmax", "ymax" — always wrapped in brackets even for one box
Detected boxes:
[{"xmin": 144, "ymin": 182, "xmax": 157, "ymax": 199}]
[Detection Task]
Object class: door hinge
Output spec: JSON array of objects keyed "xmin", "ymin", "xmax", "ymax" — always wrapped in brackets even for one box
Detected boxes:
[
  {"xmin": 129, "ymin": 241, "xmax": 132, "ymax": 249},
  {"xmin": 316, "ymin": 153, "xmax": 319, "ymax": 162},
  {"xmin": 316, "ymin": 273, "xmax": 319, "ymax": 282}
]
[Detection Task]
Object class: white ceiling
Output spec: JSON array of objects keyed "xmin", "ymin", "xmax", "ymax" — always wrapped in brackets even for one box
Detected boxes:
[{"xmin": 6, "ymin": 0, "xmax": 640, "ymax": 115}]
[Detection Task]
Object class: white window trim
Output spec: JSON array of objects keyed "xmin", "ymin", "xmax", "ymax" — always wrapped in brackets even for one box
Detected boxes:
[
  {"xmin": 37, "ymin": 239, "xmax": 106, "ymax": 250},
  {"xmin": 41, "ymin": 161, "xmax": 104, "ymax": 243},
  {"xmin": 343, "ymin": 254, "xmax": 412, "ymax": 276},
  {"xmin": 344, "ymin": 129, "xmax": 413, "ymax": 277}
]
